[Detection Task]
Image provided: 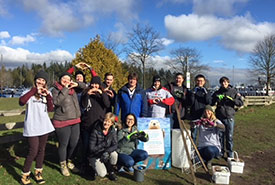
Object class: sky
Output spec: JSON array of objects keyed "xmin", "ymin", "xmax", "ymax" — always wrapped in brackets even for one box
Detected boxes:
[{"xmin": 0, "ymin": 0, "xmax": 275, "ymax": 85}]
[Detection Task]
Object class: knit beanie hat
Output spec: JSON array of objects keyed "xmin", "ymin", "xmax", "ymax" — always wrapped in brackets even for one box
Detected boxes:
[
  {"xmin": 59, "ymin": 72, "xmax": 72, "ymax": 81},
  {"xmin": 90, "ymin": 76, "xmax": 101, "ymax": 85},
  {"xmin": 75, "ymin": 70, "xmax": 85, "ymax": 78},
  {"xmin": 153, "ymin": 75, "xmax": 161, "ymax": 83},
  {"xmin": 34, "ymin": 70, "xmax": 49, "ymax": 83},
  {"xmin": 205, "ymin": 105, "xmax": 214, "ymax": 112}
]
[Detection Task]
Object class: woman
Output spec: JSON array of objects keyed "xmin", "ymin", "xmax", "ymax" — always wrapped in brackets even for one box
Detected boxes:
[
  {"xmin": 52, "ymin": 72, "xmax": 86, "ymax": 176},
  {"xmin": 88, "ymin": 112, "xmax": 118, "ymax": 181},
  {"xmin": 19, "ymin": 71, "xmax": 55, "ymax": 185},
  {"xmin": 192, "ymin": 105, "xmax": 225, "ymax": 169},
  {"xmin": 117, "ymin": 113, "xmax": 149, "ymax": 172},
  {"xmin": 146, "ymin": 75, "xmax": 175, "ymax": 118},
  {"xmin": 80, "ymin": 76, "xmax": 110, "ymax": 170}
]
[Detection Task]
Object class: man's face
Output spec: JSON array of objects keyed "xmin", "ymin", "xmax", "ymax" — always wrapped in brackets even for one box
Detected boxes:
[
  {"xmin": 105, "ymin": 75, "xmax": 114, "ymax": 87},
  {"xmin": 128, "ymin": 78, "xmax": 137, "ymax": 88},
  {"xmin": 176, "ymin": 75, "xmax": 184, "ymax": 86},
  {"xmin": 196, "ymin": 77, "xmax": 205, "ymax": 87},
  {"xmin": 221, "ymin": 80, "xmax": 229, "ymax": 89}
]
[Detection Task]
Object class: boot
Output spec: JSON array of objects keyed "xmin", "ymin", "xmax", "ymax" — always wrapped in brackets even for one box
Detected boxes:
[
  {"xmin": 34, "ymin": 168, "xmax": 46, "ymax": 184},
  {"xmin": 21, "ymin": 171, "xmax": 32, "ymax": 185},
  {"xmin": 60, "ymin": 161, "xmax": 70, "ymax": 176},
  {"xmin": 67, "ymin": 159, "xmax": 79, "ymax": 173}
]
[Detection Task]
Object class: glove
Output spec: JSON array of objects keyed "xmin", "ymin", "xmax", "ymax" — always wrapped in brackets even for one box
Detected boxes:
[
  {"xmin": 217, "ymin": 94, "xmax": 225, "ymax": 100},
  {"xmin": 127, "ymin": 131, "xmax": 139, "ymax": 141},
  {"xmin": 138, "ymin": 131, "xmax": 149, "ymax": 142},
  {"xmin": 100, "ymin": 152, "xmax": 110, "ymax": 163}
]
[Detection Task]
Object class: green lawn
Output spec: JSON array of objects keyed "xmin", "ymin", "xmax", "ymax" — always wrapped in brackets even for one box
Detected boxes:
[{"xmin": 1, "ymin": 98, "xmax": 275, "ymax": 185}]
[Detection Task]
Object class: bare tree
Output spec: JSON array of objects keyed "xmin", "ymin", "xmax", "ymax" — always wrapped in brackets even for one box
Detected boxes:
[
  {"xmin": 250, "ymin": 34, "xmax": 275, "ymax": 95},
  {"xmin": 169, "ymin": 47, "xmax": 208, "ymax": 86},
  {"xmin": 126, "ymin": 24, "xmax": 164, "ymax": 88}
]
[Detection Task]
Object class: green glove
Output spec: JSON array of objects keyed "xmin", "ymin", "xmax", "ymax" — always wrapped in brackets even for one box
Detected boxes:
[
  {"xmin": 218, "ymin": 94, "xmax": 225, "ymax": 100},
  {"xmin": 127, "ymin": 131, "xmax": 139, "ymax": 141}
]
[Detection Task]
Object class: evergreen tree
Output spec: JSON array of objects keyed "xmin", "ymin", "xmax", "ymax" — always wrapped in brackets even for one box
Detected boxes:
[{"xmin": 72, "ymin": 35, "xmax": 128, "ymax": 91}]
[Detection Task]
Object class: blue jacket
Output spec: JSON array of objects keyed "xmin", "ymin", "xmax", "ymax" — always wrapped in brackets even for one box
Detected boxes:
[{"xmin": 115, "ymin": 84, "xmax": 148, "ymax": 122}]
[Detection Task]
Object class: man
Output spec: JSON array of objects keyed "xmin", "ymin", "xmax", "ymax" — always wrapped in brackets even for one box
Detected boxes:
[
  {"xmin": 165, "ymin": 73, "xmax": 188, "ymax": 128},
  {"xmin": 115, "ymin": 72, "xmax": 148, "ymax": 123},
  {"xmin": 211, "ymin": 76, "xmax": 243, "ymax": 158},
  {"xmin": 189, "ymin": 74, "xmax": 212, "ymax": 143},
  {"xmin": 102, "ymin": 73, "xmax": 116, "ymax": 113}
]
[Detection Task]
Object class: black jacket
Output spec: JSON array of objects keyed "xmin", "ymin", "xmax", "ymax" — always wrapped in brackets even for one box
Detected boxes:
[
  {"xmin": 102, "ymin": 83, "xmax": 117, "ymax": 113},
  {"xmin": 165, "ymin": 82, "xmax": 188, "ymax": 118},
  {"xmin": 81, "ymin": 90, "xmax": 110, "ymax": 130},
  {"xmin": 189, "ymin": 87, "xmax": 212, "ymax": 120},
  {"xmin": 211, "ymin": 85, "xmax": 243, "ymax": 119},
  {"xmin": 88, "ymin": 123, "xmax": 118, "ymax": 159}
]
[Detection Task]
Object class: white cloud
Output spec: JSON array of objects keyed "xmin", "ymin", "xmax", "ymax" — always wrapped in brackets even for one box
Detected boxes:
[
  {"xmin": 147, "ymin": 55, "xmax": 172, "ymax": 70},
  {"xmin": 0, "ymin": 46, "xmax": 73, "ymax": 65},
  {"xmin": 9, "ymin": 34, "xmax": 36, "ymax": 45},
  {"xmin": 0, "ymin": 0, "xmax": 8, "ymax": 16},
  {"xmin": 19, "ymin": 0, "xmax": 137, "ymax": 36},
  {"xmin": 161, "ymin": 38, "xmax": 174, "ymax": 46},
  {"xmin": 0, "ymin": 31, "xmax": 10, "ymax": 39},
  {"xmin": 164, "ymin": 13, "xmax": 275, "ymax": 53},
  {"xmin": 213, "ymin": 60, "xmax": 225, "ymax": 64},
  {"xmin": 193, "ymin": 0, "xmax": 249, "ymax": 16}
]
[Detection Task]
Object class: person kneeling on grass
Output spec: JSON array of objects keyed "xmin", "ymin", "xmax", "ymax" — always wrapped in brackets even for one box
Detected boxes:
[
  {"xmin": 117, "ymin": 113, "xmax": 149, "ymax": 172},
  {"xmin": 88, "ymin": 112, "xmax": 118, "ymax": 181},
  {"xmin": 192, "ymin": 105, "xmax": 225, "ymax": 169}
]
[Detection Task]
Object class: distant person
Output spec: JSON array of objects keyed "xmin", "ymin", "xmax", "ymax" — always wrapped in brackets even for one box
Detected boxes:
[
  {"xmin": 189, "ymin": 74, "xmax": 212, "ymax": 143},
  {"xmin": 52, "ymin": 72, "xmax": 86, "ymax": 176},
  {"xmin": 191, "ymin": 105, "xmax": 225, "ymax": 169},
  {"xmin": 102, "ymin": 72, "xmax": 117, "ymax": 113},
  {"xmin": 19, "ymin": 71, "xmax": 55, "ymax": 185},
  {"xmin": 88, "ymin": 112, "xmax": 118, "ymax": 181},
  {"xmin": 115, "ymin": 72, "xmax": 148, "ymax": 123},
  {"xmin": 146, "ymin": 75, "xmax": 175, "ymax": 118},
  {"xmin": 117, "ymin": 113, "xmax": 149, "ymax": 172},
  {"xmin": 211, "ymin": 76, "xmax": 243, "ymax": 158},
  {"xmin": 165, "ymin": 73, "xmax": 188, "ymax": 128}
]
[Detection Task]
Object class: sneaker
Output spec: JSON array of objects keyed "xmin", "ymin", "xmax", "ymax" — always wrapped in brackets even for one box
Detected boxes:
[
  {"xmin": 124, "ymin": 166, "xmax": 134, "ymax": 173},
  {"xmin": 67, "ymin": 160, "xmax": 80, "ymax": 173},
  {"xmin": 108, "ymin": 172, "xmax": 118, "ymax": 181},
  {"xmin": 60, "ymin": 161, "xmax": 70, "ymax": 176}
]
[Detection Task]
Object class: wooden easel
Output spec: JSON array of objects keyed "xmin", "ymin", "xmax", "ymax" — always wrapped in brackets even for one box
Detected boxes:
[{"xmin": 175, "ymin": 107, "xmax": 209, "ymax": 185}]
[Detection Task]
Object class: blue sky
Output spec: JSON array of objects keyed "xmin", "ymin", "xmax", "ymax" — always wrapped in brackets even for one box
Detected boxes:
[{"xmin": 0, "ymin": 0, "xmax": 275, "ymax": 84}]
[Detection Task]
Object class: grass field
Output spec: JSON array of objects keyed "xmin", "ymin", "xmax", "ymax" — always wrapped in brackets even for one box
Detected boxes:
[{"xmin": 1, "ymin": 98, "xmax": 275, "ymax": 185}]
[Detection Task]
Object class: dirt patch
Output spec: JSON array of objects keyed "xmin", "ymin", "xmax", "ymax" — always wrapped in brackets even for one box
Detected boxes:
[{"xmin": 230, "ymin": 148, "xmax": 275, "ymax": 185}]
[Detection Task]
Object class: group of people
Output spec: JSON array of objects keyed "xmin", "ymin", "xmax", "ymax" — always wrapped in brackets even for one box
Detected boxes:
[{"xmin": 19, "ymin": 62, "xmax": 243, "ymax": 184}]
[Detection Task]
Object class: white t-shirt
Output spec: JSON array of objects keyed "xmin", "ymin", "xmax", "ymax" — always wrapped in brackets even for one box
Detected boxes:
[{"xmin": 23, "ymin": 95, "xmax": 55, "ymax": 137}]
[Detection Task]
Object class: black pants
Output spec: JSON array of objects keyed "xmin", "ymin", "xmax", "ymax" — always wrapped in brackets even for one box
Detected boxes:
[{"xmin": 55, "ymin": 124, "xmax": 80, "ymax": 162}]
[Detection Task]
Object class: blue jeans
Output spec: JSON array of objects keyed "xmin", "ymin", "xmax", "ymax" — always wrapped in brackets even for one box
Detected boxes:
[
  {"xmin": 198, "ymin": 146, "xmax": 220, "ymax": 163},
  {"xmin": 118, "ymin": 149, "xmax": 148, "ymax": 168},
  {"xmin": 220, "ymin": 118, "xmax": 235, "ymax": 158}
]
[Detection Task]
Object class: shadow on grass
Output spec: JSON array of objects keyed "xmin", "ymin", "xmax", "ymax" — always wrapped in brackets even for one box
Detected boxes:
[
  {"xmin": 0, "ymin": 142, "xmax": 25, "ymax": 184},
  {"xmin": 164, "ymin": 169, "xmax": 193, "ymax": 185}
]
